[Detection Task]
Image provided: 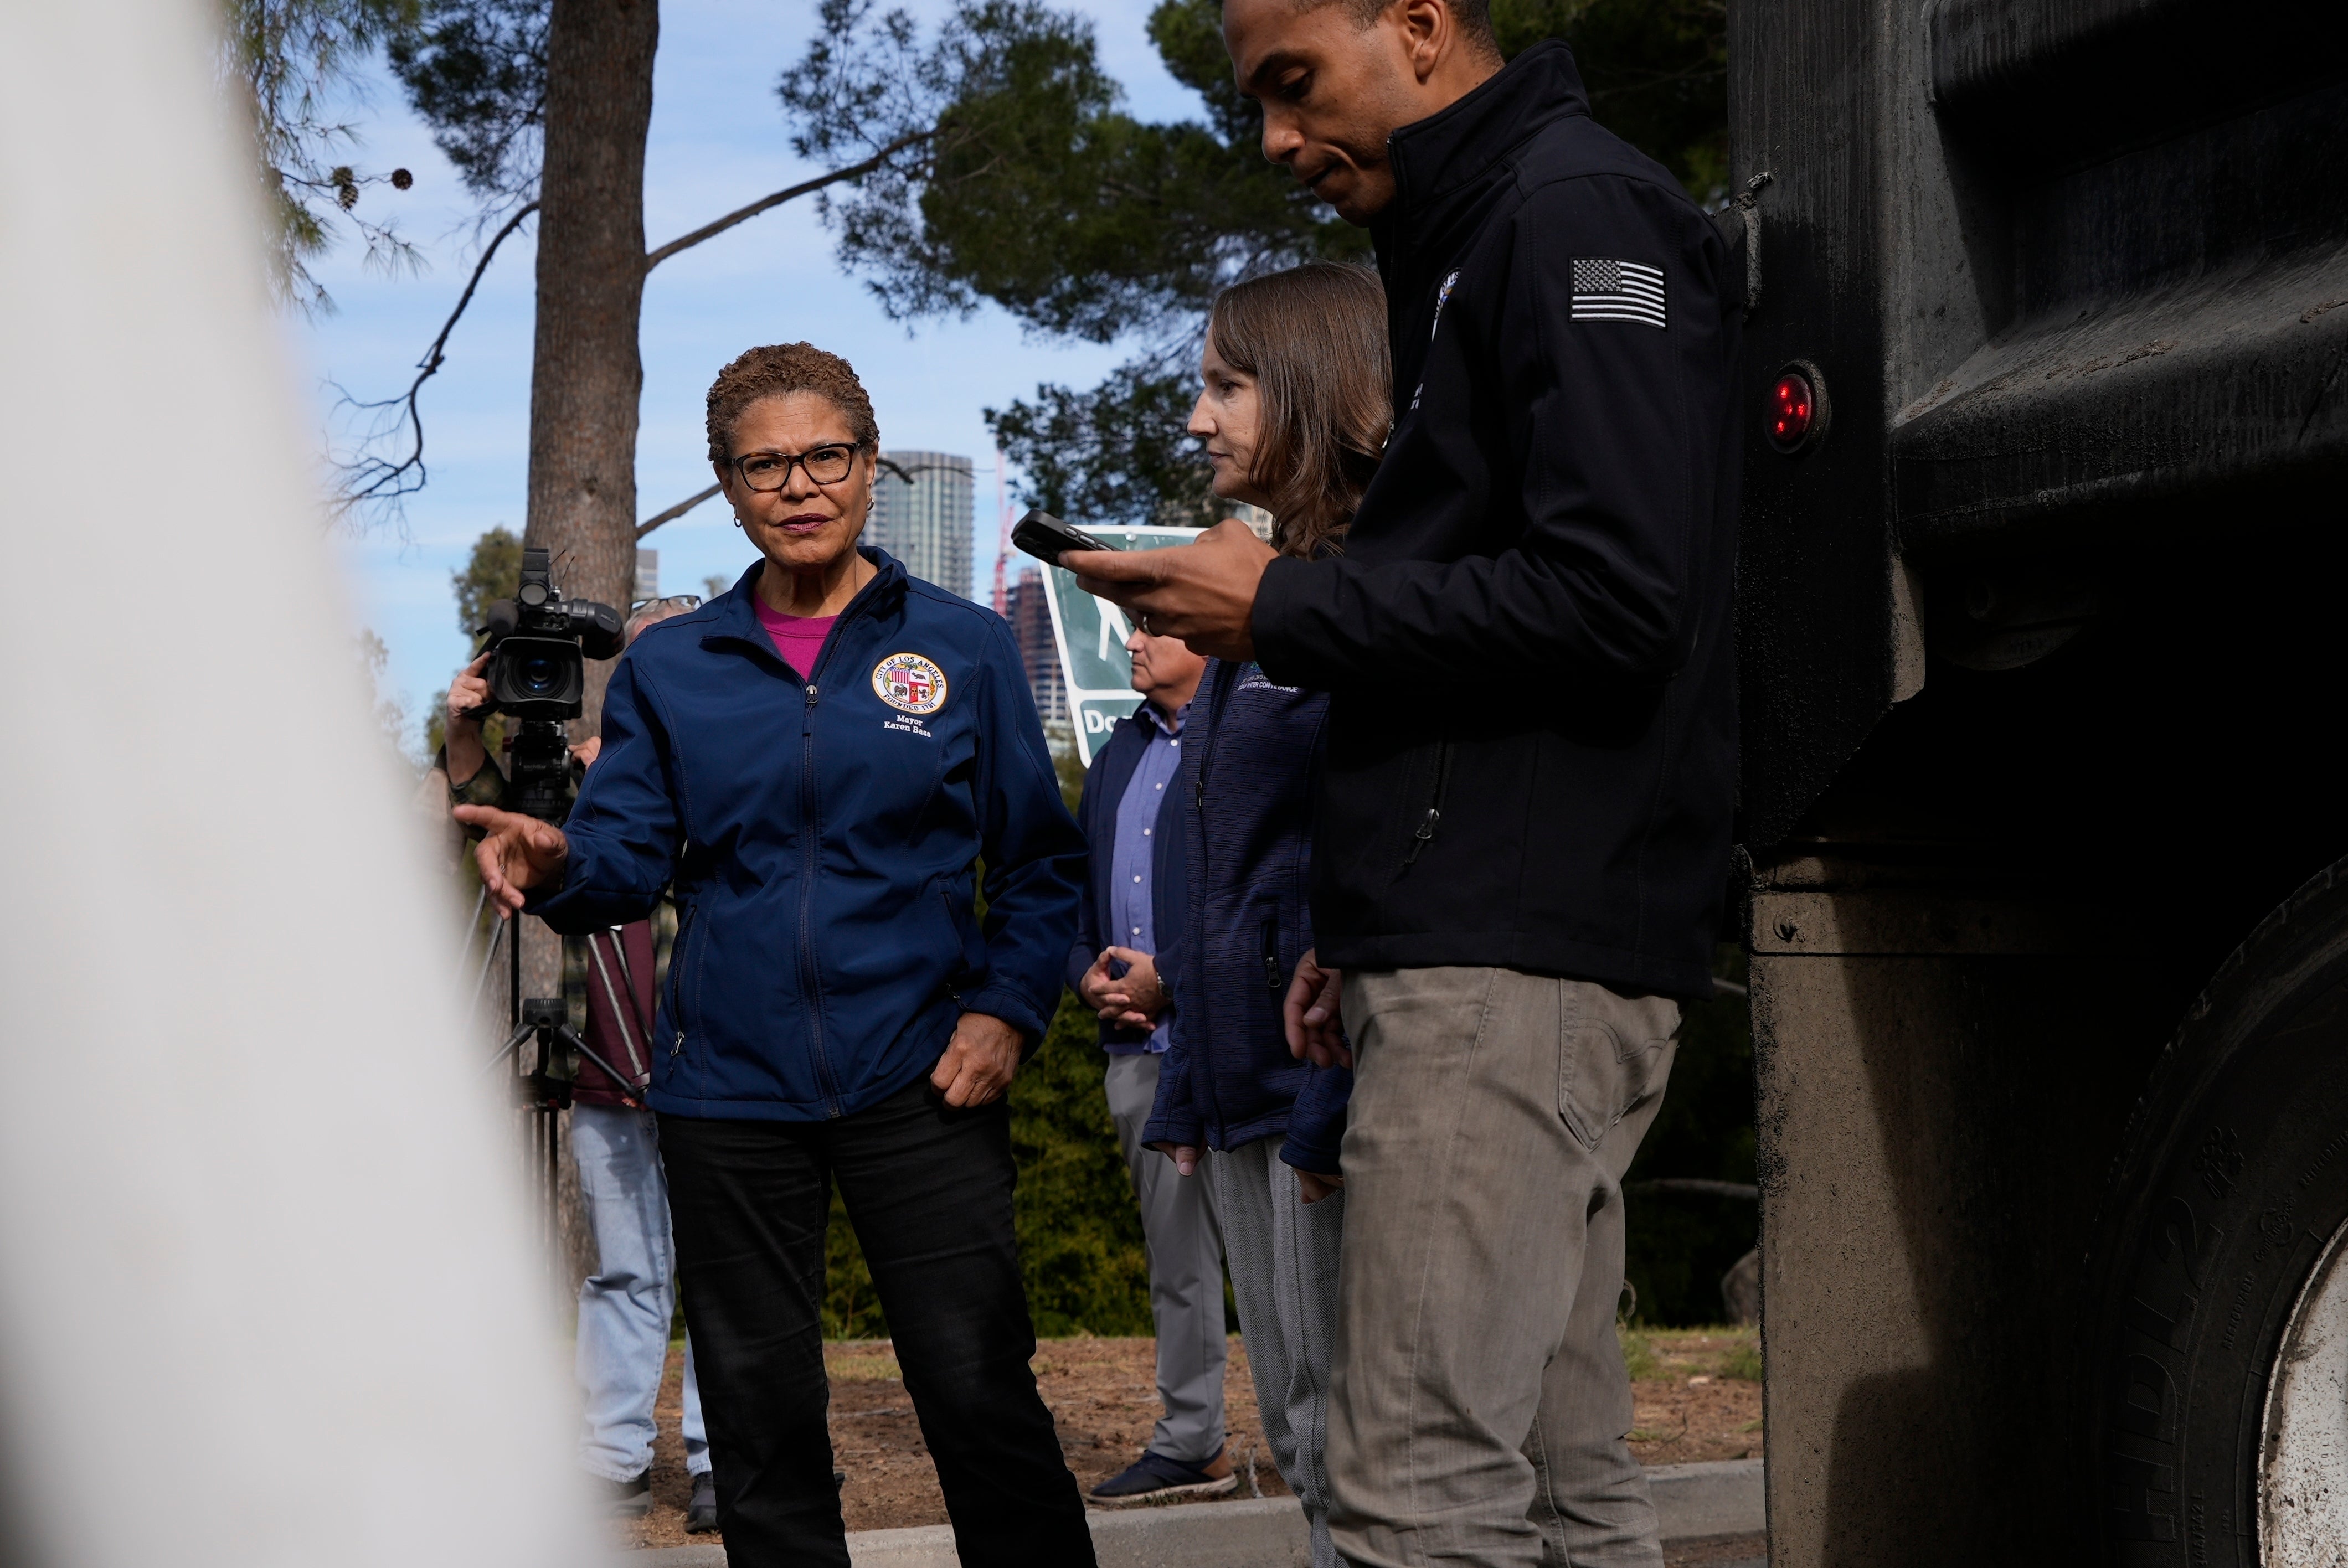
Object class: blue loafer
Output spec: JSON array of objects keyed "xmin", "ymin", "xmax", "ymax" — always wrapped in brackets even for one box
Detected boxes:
[{"xmin": 1087, "ymin": 1446, "xmax": 1238, "ymax": 1504}]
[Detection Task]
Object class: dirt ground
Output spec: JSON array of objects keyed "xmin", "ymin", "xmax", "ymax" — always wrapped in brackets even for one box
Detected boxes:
[
  {"xmin": 617, "ymin": 1326, "xmax": 1762, "ymax": 1550},
  {"xmin": 1620, "ymin": 1327, "xmax": 1767, "ymax": 1467}
]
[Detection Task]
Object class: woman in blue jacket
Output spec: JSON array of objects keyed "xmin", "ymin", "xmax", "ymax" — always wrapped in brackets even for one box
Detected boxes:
[
  {"xmin": 459, "ymin": 343, "xmax": 1092, "ymax": 1568},
  {"xmin": 1141, "ymin": 264, "xmax": 1390, "ymax": 1568}
]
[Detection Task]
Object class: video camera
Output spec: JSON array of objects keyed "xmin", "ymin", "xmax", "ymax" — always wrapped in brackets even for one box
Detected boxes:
[{"xmin": 477, "ymin": 546, "xmax": 624, "ymax": 821}]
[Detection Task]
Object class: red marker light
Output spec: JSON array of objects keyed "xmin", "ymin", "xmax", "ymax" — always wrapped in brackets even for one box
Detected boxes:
[
  {"xmin": 1770, "ymin": 372, "xmax": 1814, "ymax": 448},
  {"xmin": 1765, "ymin": 362, "xmax": 1829, "ymax": 455}
]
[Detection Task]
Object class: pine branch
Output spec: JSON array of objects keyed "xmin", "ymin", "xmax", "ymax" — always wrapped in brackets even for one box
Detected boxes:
[
  {"xmin": 342, "ymin": 132, "xmax": 930, "ymax": 523},
  {"xmin": 643, "ymin": 130, "xmax": 934, "ymax": 272},
  {"xmin": 336, "ymin": 200, "xmax": 540, "ymax": 513},
  {"xmin": 636, "ymin": 483, "xmax": 723, "ymax": 539}
]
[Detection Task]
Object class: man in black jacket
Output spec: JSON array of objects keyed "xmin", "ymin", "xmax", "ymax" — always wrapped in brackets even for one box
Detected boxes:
[{"xmin": 1070, "ymin": 1, "xmax": 1739, "ymax": 1562}]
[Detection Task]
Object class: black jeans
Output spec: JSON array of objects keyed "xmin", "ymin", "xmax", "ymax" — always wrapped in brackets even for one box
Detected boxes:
[{"xmin": 659, "ymin": 1079, "xmax": 1095, "ymax": 1568}]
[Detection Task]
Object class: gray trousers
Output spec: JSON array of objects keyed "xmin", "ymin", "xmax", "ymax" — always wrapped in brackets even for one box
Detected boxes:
[
  {"xmin": 1327, "ymin": 968, "xmax": 1681, "ymax": 1568},
  {"xmin": 1105, "ymin": 1051, "xmax": 1228, "ymax": 1464},
  {"xmin": 1209, "ymin": 1135, "xmax": 1344, "ymax": 1568}
]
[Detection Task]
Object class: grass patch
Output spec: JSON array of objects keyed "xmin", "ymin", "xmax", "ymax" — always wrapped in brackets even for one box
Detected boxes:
[
  {"xmin": 825, "ymin": 1345, "xmax": 903, "ymax": 1383},
  {"xmin": 1617, "ymin": 1324, "xmax": 1759, "ymax": 1384}
]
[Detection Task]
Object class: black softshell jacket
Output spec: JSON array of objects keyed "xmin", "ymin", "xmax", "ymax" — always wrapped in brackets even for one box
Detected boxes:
[{"xmin": 1250, "ymin": 42, "xmax": 1740, "ymax": 999}]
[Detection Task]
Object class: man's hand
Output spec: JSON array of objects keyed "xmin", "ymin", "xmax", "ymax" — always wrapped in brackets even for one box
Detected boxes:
[
  {"xmin": 445, "ymin": 652, "xmax": 492, "ymax": 785},
  {"xmin": 451, "ymin": 804, "xmax": 569, "ymax": 916},
  {"xmin": 571, "ymin": 735, "xmax": 603, "ymax": 770},
  {"xmin": 931, "ymin": 1010, "xmax": 1023, "ymax": 1108},
  {"xmin": 1078, "ymin": 947, "xmax": 1167, "ymax": 1029},
  {"xmin": 1297, "ymin": 1170, "xmax": 1345, "ymax": 1205},
  {"xmin": 1147, "ymin": 1140, "xmax": 1204, "ymax": 1177},
  {"xmin": 1065, "ymin": 519, "xmax": 1276, "ymax": 662},
  {"xmin": 447, "ymin": 652, "xmax": 491, "ymax": 724},
  {"xmin": 1283, "ymin": 947, "xmax": 1351, "ymax": 1068}
]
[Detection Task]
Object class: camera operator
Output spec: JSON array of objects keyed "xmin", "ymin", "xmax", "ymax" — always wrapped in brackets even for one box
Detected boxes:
[{"xmin": 444, "ymin": 596, "xmax": 718, "ymax": 1532}]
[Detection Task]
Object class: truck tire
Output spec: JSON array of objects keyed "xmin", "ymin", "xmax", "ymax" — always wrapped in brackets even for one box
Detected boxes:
[{"xmin": 2088, "ymin": 857, "xmax": 2348, "ymax": 1567}]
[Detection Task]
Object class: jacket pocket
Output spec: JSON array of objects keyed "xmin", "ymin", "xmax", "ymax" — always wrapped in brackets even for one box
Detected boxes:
[
  {"xmin": 939, "ymin": 889, "xmax": 986, "ymax": 994},
  {"xmin": 1260, "ymin": 916, "xmax": 1283, "ymax": 996},
  {"xmin": 1557, "ymin": 982, "xmax": 1681, "ymax": 1149},
  {"xmin": 665, "ymin": 903, "xmax": 700, "ymax": 1066},
  {"xmin": 1399, "ymin": 740, "xmax": 1453, "ymax": 871}
]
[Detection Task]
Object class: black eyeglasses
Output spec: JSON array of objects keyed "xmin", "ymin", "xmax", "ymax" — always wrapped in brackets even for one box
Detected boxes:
[
  {"xmin": 727, "ymin": 443, "xmax": 861, "ymax": 492},
  {"xmin": 629, "ymin": 594, "xmax": 703, "ymax": 615}
]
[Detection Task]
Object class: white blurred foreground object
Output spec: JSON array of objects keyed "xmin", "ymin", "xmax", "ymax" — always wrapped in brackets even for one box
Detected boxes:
[{"xmin": 0, "ymin": 4, "xmax": 604, "ymax": 1567}]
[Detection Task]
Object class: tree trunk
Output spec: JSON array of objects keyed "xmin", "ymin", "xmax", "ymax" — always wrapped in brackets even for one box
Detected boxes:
[
  {"xmin": 526, "ymin": 0, "xmax": 658, "ymax": 737},
  {"xmin": 521, "ymin": 0, "xmax": 657, "ymax": 1307}
]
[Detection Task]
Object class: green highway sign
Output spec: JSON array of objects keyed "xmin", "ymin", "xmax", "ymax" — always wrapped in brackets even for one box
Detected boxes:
[{"xmin": 1036, "ymin": 525, "xmax": 1202, "ymax": 766}]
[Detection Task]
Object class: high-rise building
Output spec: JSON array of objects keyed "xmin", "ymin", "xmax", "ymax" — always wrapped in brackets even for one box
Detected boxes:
[
  {"xmin": 635, "ymin": 547, "xmax": 658, "ymax": 602},
  {"xmin": 869, "ymin": 450, "xmax": 974, "ymax": 599},
  {"xmin": 1006, "ymin": 566, "xmax": 1067, "ymax": 725}
]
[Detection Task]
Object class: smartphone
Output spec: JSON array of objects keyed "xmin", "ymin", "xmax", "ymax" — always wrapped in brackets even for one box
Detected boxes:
[{"xmin": 1011, "ymin": 509, "xmax": 1112, "ymax": 566}]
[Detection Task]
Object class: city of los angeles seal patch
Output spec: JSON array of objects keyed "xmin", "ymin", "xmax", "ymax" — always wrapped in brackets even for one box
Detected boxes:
[{"xmin": 872, "ymin": 652, "xmax": 948, "ymax": 715}]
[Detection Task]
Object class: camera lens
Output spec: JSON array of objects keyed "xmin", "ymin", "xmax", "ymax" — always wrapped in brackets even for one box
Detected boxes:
[{"xmin": 519, "ymin": 655, "xmax": 560, "ymax": 695}]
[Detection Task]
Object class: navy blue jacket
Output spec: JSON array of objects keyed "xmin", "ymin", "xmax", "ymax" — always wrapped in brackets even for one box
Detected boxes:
[
  {"xmin": 1250, "ymin": 43, "xmax": 1741, "ymax": 998},
  {"xmin": 530, "ymin": 551, "xmax": 1084, "ymax": 1121},
  {"xmin": 1065, "ymin": 705, "xmax": 1190, "ymax": 1050},
  {"xmin": 1142, "ymin": 659, "xmax": 1352, "ymax": 1174}
]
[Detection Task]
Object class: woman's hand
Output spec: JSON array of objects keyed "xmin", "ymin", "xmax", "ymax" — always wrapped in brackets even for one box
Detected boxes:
[
  {"xmin": 931, "ymin": 1011, "xmax": 1022, "ymax": 1108},
  {"xmin": 1147, "ymin": 1141, "xmax": 1203, "ymax": 1177},
  {"xmin": 444, "ymin": 653, "xmax": 492, "ymax": 785},
  {"xmin": 1078, "ymin": 947, "xmax": 1166, "ymax": 1029},
  {"xmin": 1297, "ymin": 1170, "xmax": 1345, "ymax": 1205},
  {"xmin": 1283, "ymin": 948, "xmax": 1351, "ymax": 1068},
  {"xmin": 451, "ymin": 804, "xmax": 569, "ymax": 916}
]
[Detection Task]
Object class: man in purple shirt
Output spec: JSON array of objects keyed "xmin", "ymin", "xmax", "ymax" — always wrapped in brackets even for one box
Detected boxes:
[{"xmin": 1069, "ymin": 626, "xmax": 1233, "ymax": 1503}]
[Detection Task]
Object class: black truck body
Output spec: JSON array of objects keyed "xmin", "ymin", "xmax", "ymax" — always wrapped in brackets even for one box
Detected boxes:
[{"xmin": 1729, "ymin": 1, "xmax": 2348, "ymax": 1561}]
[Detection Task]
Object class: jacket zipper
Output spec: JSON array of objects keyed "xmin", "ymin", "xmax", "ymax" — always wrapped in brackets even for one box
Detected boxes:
[
  {"xmin": 1192, "ymin": 657, "xmax": 1242, "ymax": 806},
  {"xmin": 1403, "ymin": 741, "xmax": 1453, "ymax": 866},
  {"xmin": 1261, "ymin": 916, "xmax": 1281, "ymax": 993},
  {"xmin": 794, "ymin": 590, "xmax": 881, "ymax": 1118},
  {"xmin": 1188, "ymin": 660, "xmax": 1243, "ymax": 1142},
  {"xmin": 667, "ymin": 904, "xmax": 695, "ymax": 1060}
]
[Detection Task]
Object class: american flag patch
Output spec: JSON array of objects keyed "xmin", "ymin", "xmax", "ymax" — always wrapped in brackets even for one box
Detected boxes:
[{"xmin": 1571, "ymin": 258, "xmax": 1667, "ymax": 328}]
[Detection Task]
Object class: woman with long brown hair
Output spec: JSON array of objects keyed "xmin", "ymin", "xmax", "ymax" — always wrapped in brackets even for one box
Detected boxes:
[{"xmin": 1134, "ymin": 261, "xmax": 1388, "ymax": 1561}]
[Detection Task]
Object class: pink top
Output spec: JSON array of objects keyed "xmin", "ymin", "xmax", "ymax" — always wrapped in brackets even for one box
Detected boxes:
[{"xmin": 754, "ymin": 601, "xmax": 838, "ymax": 679}]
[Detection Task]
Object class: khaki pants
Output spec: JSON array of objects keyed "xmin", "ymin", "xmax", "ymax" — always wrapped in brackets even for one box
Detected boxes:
[
  {"xmin": 1329, "ymin": 968, "xmax": 1680, "ymax": 1568},
  {"xmin": 1209, "ymin": 1136, "xmax": 1343, "ymax": 1568}
]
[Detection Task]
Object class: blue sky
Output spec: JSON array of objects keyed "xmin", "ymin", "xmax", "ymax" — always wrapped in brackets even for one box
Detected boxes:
[{"xmin": 300, "ymin": 0, "xmax": 1210, "ymax": 745}]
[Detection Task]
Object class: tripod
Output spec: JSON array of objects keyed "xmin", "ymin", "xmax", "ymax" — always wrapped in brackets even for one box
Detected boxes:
[
  {"xmin": 483, "ymin": 996, "xmax": 645, "ymax": 1111},
  {"xmin": 457, "ymin": 680, "xmax": 630, "ymax": 1298},
  {"xmin": 466, "ymin": 876, "xmax": 646, "ymax": 1306}
]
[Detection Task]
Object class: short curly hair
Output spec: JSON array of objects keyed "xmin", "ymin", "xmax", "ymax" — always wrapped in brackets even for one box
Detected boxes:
[{"xmin": 704, "ymin": 342, "xmax": 879, "ymax": 462}]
